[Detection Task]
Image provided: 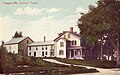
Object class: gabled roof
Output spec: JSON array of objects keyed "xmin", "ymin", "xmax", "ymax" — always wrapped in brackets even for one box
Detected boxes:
[
  {"xmin": 28, "ymin": 40, "xmax": 54, "ymax": 46},
  {"xmin": 5, "ymin": 36, "xmax": 33, "ymax": 45},
  {"xmin": 55, "ymin": 38, "xmax": 70, "ymax": 42},
  {"xmin": 67, "ymin": 46, "xmax": 83, "ymax": 49},
  {"xmin": 54, "ymin": 31, "xmax": 81, "ymax": 42}
]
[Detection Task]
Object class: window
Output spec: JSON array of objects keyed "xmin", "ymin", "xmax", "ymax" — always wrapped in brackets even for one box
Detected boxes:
[
  {"xmin": 64, "ymin": 35, "xmax": 66, "ymax": 38},
  {"xmin": 34, "ymin": 52, "xmax": 36, "ymax": 57},
  {"xmin": 29, "ymin": 52, "xmax": 31, "ymax": 55},
  {"xmin": 46, "ymin": 51, "xmax": 47, "ymax": 55},
  {"xmin": 42, "ymin": 46, "xmax": 44, "ymax": 50},
  {"xmin": 36, "ymin": 47, "xmax": 38, "ymax": 50},
  {"xmin": 68, "ymin": 34, "xmax": 70, "ymax": 38},
  {"xmin": 50, "ymin": 52, "xmax": 54, "ymax": 56},
  {"xmin": 27, "ymin": 40, "xmax": 29, "ymax": 44},
  {"xmin": 75, "ymin": 41, "xmax": 77, "ymax": 45},
  {"xmin": 60, "ymin": 42, "xmax": 64, "ymax": 47},
  {"xmin": 9, "ymin": 46, "xmax": 11, "ymax": 50},
  {"xmin": 42, "ymin": 51, "xmax": 44, "ymax": 56},
  {"xmin": 72, "ymin": 41, "xmax": 74, "ymax": 45},
  {"xmin": 51, "ymin": 45, "xmax": 54, "ymax": 49},
  {"xmin": 59, "ymin": 50, "xmax": 64, "ymax": 55},
  {"xmin": 50, "ymin": 49, "xmax": 54, "ymax": 56},
  {"xmin": 45, "ymin": 46, "xmax": 47, "ymax": 50},
  {"xmin": 72, "ymin": 40, "xmax": 77, "ymax": 45},
  {"xmin": 29, "ymin": 47, "xmax": 31, "ymax": 50}
]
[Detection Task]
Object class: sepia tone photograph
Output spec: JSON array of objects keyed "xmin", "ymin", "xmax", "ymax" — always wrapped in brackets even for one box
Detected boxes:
[{"xmin": 0, "ymin": 0, "xmax": 120, "ymax": 75}]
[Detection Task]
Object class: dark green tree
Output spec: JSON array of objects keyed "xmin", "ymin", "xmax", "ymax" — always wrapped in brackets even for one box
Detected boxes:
[
  {"xmin": 0, "ymin": 41, "xmax": 15, "ymax": 72},
  {"xmin": 13, "ymin": 31, "xmax": 19, "ymax": 38},
  {"xmin": 13, "ymin": 31, "xmax": 23, "ymax": 38},
  {"xmin": 19, "ymin": 31, "xmax": 23, "ymax": 37},
  {"xmin": 78, "ymin": 0, "xmax": 120, "ymax": 65}
]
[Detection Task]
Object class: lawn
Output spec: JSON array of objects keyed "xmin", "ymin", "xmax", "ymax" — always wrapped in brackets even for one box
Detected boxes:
[
  {"xmin": 56, "ymin": 58, "xmax": 116, "ymax": 68},
  {"xmin": 1, "ymin": 57, "xmax": 99, "ymax": 75}
]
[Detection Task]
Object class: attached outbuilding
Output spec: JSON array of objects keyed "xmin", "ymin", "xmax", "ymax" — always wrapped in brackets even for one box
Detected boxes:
[
  {"xmin": 28, "ymin": 40, "xmax": 54, "ymax": 57},
  {"xmin": 5, "ymin": 36, "xmax": 33, "ymax": 56}
]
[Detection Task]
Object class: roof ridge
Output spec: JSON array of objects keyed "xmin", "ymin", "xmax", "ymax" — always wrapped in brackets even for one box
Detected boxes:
[
  {"xmin": 54, "ymin": 31, "xmax": 81, "ymax": 41},
  {"xmin": 5, "ymin": 36, "xmax": 28, "ymax": 45}
]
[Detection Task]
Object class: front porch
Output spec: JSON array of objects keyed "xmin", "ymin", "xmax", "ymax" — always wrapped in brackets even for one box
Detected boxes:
[{"xmin": 66, "ymin": 46, "xmax": 84, "ymax": 59}]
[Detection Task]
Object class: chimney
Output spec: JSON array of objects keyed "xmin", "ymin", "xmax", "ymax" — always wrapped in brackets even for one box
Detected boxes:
[
  {"xmin": 70, "ymin": 27, "xmax": 73, "ymax": 33},
  {"xmin": 44, "ymin": 36, "xmax": 46, "ymax": 42},
  {"xmin": 1, "ymin": 40, "xmax": 4, "ymax": 48}
]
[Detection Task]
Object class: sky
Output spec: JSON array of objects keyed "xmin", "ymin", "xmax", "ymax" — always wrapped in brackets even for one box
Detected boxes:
[{"xmin": 0, "ymin": 0, "xmax": 98, "ymax": 44}]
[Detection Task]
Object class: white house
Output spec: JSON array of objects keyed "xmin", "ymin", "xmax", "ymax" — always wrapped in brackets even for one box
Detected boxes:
[
  {"xmin": 5, "ymin": 36, "xmax": 33, "ymax": 56},
  {"xmin": 54, "ymin": 27, "xmax": 84, "ymax": 59},
  {"xmin": 28, "ymin": 37, "xmax": 54, "ymax": 57}
]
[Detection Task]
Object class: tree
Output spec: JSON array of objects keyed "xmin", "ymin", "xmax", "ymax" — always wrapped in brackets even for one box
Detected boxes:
[
  {"xmin": 13, "ymin": 31, "xmax": 23, "ymax": 38},
  {"xmin": 0, "ymin": 41, "xmax": 15, "ymax": 71},
  {"xmin": 19, "ymin": 31, "xmax": 23, "ymax": 37},
  {"xmin": 13, "ymin": 31, "xmax": 19, "ymax": 38},
  {"xmin": 78, "ymin": 0, "xmax": 120, "ymax": 65}
]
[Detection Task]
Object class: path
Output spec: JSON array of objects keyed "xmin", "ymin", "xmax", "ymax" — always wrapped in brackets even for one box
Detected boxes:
[{"xmin": 43, "ymin": 59, "xmax": 120, "ymax": 75}]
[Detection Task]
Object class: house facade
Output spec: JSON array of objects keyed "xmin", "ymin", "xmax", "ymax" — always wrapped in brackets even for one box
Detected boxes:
[
  {"xmin": 54, "ymin": 27, "xmax": 84, "ymax": 59},
  {"xmin": 5, "ymin": 36, "xmax": 33, "ymax": 56},
  {"xmin": 28, "ymin": 39, "xmax": 54, "ymax": 57},
  {"xmin": 5, "ymin": 27, "xmax": 84, "ymax": 59}
]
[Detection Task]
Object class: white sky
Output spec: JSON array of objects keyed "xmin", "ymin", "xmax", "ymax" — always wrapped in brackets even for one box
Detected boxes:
[{"xmin": 0, "ymin": 0, "xmax": 98, "ymax": 44}]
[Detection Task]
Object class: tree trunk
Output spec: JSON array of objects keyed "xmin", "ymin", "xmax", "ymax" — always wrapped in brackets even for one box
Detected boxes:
[
  {"xmin": 116, "ymin": 39, "xmax": 120, "ymax": 66},
  {"xmin": 90, "ymin": 43, "xmax": 94, "ymax": 59},
  {"xmin": 101, "ymin": 43, "xmax": 103, "ymax": 62},
  {"xmin": 101, "ymin": 40, "xmax": 104, "ymax": 62},
  {"xmin": 108, "ymin": 35, "xmax": 120, "ymax": 64}
]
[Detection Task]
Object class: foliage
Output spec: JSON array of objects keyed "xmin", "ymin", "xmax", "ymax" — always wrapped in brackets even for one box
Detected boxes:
[
  {"xmin": 0, "ymin": 43, "xmax": 98, "ymax": 74},
  {"xmin": 13, "ymin": 31, "xmax": 23, "ymax": 38},
  {"xmin": 78, "ymin": 0, "xmax": 120, "ymax": 64},
  {"xmin": 0, "ymin": 54, "xmax": 99, "ymax": 74},
  {"xmin": 0, "ymin": 44, "xmax": 15, "ymax": 69},
  {"xmin": 78, "ymin": 0, "xmax": 120, "ymax": 44}
]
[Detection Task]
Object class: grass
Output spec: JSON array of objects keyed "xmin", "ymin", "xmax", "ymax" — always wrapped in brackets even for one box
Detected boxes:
[
  {"xmin": 1, "ymin": 57, "xmax": 99, "ymax": 74},
  {"xmin": 56, "ymin": 58, "xmax": 116, "ymax": 68}
]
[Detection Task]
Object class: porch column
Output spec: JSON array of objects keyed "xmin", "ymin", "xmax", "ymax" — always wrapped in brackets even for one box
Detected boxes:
[
  {"xmin": 80, "ymin": 49, "xmax": 82, "ymax": 57},
  {"xmin": 69, "ymin": 50, "xmax": 71, "ymax": 58},
  {"xmin": 78, "ymin": 50, "xmax": 80, "ymax": 56},
  {"xmin": 74, "ymin": 50, "xmax": 75, "ymax": 57}
]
